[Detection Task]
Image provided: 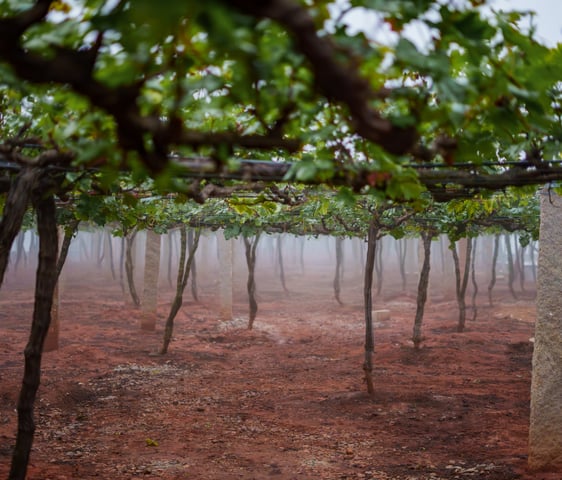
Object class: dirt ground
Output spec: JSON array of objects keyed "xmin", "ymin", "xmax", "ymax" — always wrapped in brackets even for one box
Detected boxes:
[{"xmin": 0, "ymin": 262, "xmax": 559, "ymax": 480}]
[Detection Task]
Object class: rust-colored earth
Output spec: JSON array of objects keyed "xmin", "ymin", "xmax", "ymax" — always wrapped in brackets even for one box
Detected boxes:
[{"xmin": 0, "ymin": 261, "xmax": 558, "ymax": 480}]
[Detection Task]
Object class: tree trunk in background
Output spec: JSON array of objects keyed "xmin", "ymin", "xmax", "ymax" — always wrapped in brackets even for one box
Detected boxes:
[
  {"xmin": 119, "ymin": 236, "xmax": 126, "ymax": 295},
  {"xmin": 375, "ymin": 239, "xmax": 383, "ymax": 296},
  {"xmin": 160, "ymin": 227, "xmax": 201, "ymax": 354},
  {"xmin": 141, "ymin": 229, "xmax": 161, "ymax": 330},
  {"xmin": 244, "ymin": 233, "xmax": 261, "ymax": 330},
  {"xmin": 190, "ymin": 255, "xmax": 198, "ymax": 301},
  {"xmin": 530, "ymin": 242, "xmax": 537, "ymax": 284},
  {"xmin": 299, "ymin": 236, "xmax": 305, "ymax": 274},
  {"xmin": 277, "ymin": 235, "xmax": 289, "ymax": 295},
  {"xmin": 29, "ymin": 233, "xmax": 39, "ymax": 260},
  {"xmin": 95, "ymin": 229, "xmax": 105, "ymax": 268},
  {"xmin": 336, "ymin": 236, "xmax": 345, "ymax": 279},
  {"xmin": 529, "ymin": 190, "xmax": 562, "ymax": 471},
  {"xmin": 470, "ymin": 237, "xmax": 478, "ymax": 322},
  {"xmin": 13, "ymin": 232, "xmax": 26, "ymax": 273},
  {"xmin": 218, "ymin": 230, "xmax": 233, "ymax": 320},
  {"xmin": 487, "ymin": 234, "xmax": 500, "ymax": 307},
  {"xmin": 412, "ymin": 231, "xmax": 432, "ymax": 349},
  {"xmin": 417, "ymin": 236, "xmax": 428, "ymax": 303},
  {"xmin": 166, "ymin": 231, "xmax": 174, "ymax": 288},
  {"xmin": 333, "ymin": 236, "xmax": 344, "ymax": 305},
  {"xmin": 505, "ymin": 234, "xmax": 518, "ymax": 300},
  {"xmin": 23, "ymin": 231, "xmax": 30, "ymax": 267},
  {"xmin": 44, "ymin": 220, "xmax": 79, "ymax": 352},
  {"xmin": 439, "ymin": 235, "xmax": 446, "ymax": 274},
  {"xmin": 106, "ymin": 230, "xmax": 116, "ymax": 280},
  {"xmin": 9, "ymin": 194, "xmax": 58, "ymax": 480},
  {"xmin": 513, "ymin": 238, "xmax": 522, "ymax": 291},
  {"xmin": 451, "ymin": 237, "xmax": 472, "ymax": 333},
  {"xmin": 79, "ymin": 236, "xmax": 88, "ymax": 262},
  {"xmin": 55, "ymin": 221, "xmax": 78, "ymax": 281},
  {"xmin": 161, "ymin": 227, "xmax": 185, "ymax": 353},
  {"xmin": 125, "ymin": 229, "xmax": 140, "ymax": 307},
  {"xmin": 359, "ymin": 237, "xmax": 365, "ymax": 275},
  {"xmin": 438, "ymin": 235, "xmax": 452, "ymax": 296},
  {"xmin": 363, "ymin": 220, "xmax": 378, "ymax": 396},
  {"xmin": 519, "ymin": 241, "xmax": 526, "ymax": 292},
  {"xmin": 188, "ymin": 229, "xmax": 199, "ymax": 301},
  {"xmin": 397, "ymin": 238, "xmax": 407, "ymax": 291},
  {"xmin": 0, "ymin": 168, "xmax": 40, "ymax": 288}
]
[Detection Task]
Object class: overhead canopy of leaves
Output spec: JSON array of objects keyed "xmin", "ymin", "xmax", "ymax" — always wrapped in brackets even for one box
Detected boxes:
[{"xmin": 0, "ymin": 0, "xmax": 561, "ymax": 204}]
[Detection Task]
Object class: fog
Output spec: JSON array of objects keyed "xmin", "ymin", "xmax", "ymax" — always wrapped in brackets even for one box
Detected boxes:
[{"xmin": 3, "ymin": 228, "xmax": 537, "ymax": 310}]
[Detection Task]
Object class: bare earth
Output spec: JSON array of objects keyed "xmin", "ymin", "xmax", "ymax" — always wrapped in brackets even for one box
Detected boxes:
[{"xmin": 0, "ymin": 264, "xmax": 559, "ymax": 480}]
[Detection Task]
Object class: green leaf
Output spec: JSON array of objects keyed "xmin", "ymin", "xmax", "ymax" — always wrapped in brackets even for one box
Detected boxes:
[
  {"xmin": 335, "ymin": 187, "xmax": 357, "ymax": 208},
  {"xmin": 294, "ymin": 160, "xmax": 317, "ymax": 182},
  {"xmin": 145, "ymin": 438, "xmax": 159, "ymax": 447}
]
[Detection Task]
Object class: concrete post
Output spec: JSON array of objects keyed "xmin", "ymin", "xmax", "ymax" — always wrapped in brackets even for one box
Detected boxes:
[
  {"xmin": 141, "ymin": 229, "xmax": 161, "ymax": 330},
  {"xmin": 529, "ymin": 190, "xmax": 562, "ymax": 470}
]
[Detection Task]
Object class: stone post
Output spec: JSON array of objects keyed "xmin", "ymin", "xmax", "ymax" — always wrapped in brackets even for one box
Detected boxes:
[
  {"xmin": 217, "ymin": 230, "xmax": 233, "ymax": 320},
  {"xmin": 529, "ymin": 189, "xmax": 562, "ymax": 471},
  {"xmin": 141, "ymin": 229, "xmax": 161, "ymax": 330}
]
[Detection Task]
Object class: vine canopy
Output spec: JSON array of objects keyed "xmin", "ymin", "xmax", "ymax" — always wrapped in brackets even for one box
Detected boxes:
[{"xmin": 0, "ymin": 0, "xmax": 561, "ymax": 201}]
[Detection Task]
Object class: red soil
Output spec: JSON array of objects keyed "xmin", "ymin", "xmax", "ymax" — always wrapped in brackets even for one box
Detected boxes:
[{"xmin": 0, "ymin": 265, "xmax": 559, "ymax": 480}]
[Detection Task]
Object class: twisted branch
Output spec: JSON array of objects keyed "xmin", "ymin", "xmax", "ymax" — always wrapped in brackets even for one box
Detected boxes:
[
  {"xmin": 228, "ymin": 0, "xmax": 418, "ymax": 155},
  {"xmin": 0, "ymin": 2, "xmax": 300, "ymax": 173}
]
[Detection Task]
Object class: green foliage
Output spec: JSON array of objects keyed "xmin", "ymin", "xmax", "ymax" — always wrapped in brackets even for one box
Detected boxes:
[
  {"xmin": 415, "ymin": 191, "xmax": 540, "ymax": 242},
  {"xmin": 0, "ymin": 1, "xmax": 555, "ymax": 240},
  {"xmin": 1, "ymin": 1, "xmax": 558, "ymax": 179}
]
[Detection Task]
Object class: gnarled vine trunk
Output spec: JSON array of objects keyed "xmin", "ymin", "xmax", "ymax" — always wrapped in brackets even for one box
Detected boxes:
[
  {"xmin": 56, "ymin": 220, "xmax": 79, "ymax": 279},
  {"xmin": 505, "ymin": 234, "xmax": 518, "ymax": 300},
  {"xmin": 333, "ymin": 236, "xmax": 344, "ymax": 305},
  {"xmin": 160, "ymin": 227, "xmax": 201, "ymax": 354},
  {"xmin": 125, "ymin": 228, "xmax": 140, "ymax": 307},
  {"xmin": 412, "ymin": 230, "xmax": 432, "ymax": 349},
  {"xmin": 244, "ymin": 233, "xmax": 261, "ymax": 330},
  {"xmin": 44, "ymin": 219, "xmax": 80, "ymax": 352},
  {"xmin": 106, "ymin": 230, "xmax": 116, "ymax": 280},
  {"xmin": 363, "ymin": 220, "xmax": 378, "ymax": 395},
  {"xmin": 375, "ymin": 239, "xmax": 383, "ymax": 296},
  {"xmin": 188, "ymin": 229, "xmax": 199, "ymax": 301},
  {"xmin": 119, "ymin": 236, "xmax": 126, "ymax": 295},
  {"xmin": 397, "ymin": 238, "xmax": 407, "ymax": 291},
  {"xmin": 450, "ymin": 237, "xmax": 472, "ymax": 333},
  {"xmin": 487, "ymin": 234, "xmax": 500, "ymax": 307},
  {"xmin": 9, "ymin": 194, "xmax": 58, "ymax": 480},
  {"xmin": 0, "ymin": 167, "xmax": 41, "ymax": 288},
  {"xmin": 518, "ymin": 240, "xmax": 526, "ymax": 293},
  {"xmin": 166, "ymin": 231, "xmax": 174, "ymax": 288},
  {"xmin": 470, "ymin": 237, "xmax": 478, "ymax": 322},
  {"xmin": 95, "ymin": 229, "xmax": 105, "ymax": 268},
  {"xmin": 277, "ymin": 235, "xmax": 289, "ymax": 295}
]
